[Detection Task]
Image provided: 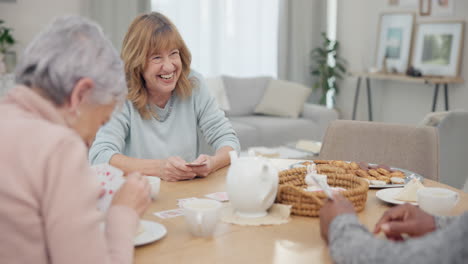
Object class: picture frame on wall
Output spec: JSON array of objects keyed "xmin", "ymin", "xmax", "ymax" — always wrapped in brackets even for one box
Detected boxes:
[
  {"xmin": 419, "ymin": 0, "xmax": 432, "ymax": 16},
  {"xmin": 412, "ymin": 21, "xmax": 464, "ymax": 77},
  {"xmin": 431, "ymin": 0, "xmax": 455, "ymax": 16},
  {"xmin": 375, "ymin": 13, "xmax": 415, "ymax": 73}
]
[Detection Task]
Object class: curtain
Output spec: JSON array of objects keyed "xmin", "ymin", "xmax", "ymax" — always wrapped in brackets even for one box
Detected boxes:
[
  {"xmin": 152, "ymin": 0, "xmax": 279, "ymax": 78},
  {"xmin": 82, "ymin": 0, "xmax": 151, "ymax": 52},
  {"xmin": 277, "ymin": 0, "xmax": 326, "ymax": 88}
]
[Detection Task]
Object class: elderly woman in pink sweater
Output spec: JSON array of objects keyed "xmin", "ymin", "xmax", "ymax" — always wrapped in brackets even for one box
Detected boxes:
[{"xmin": 0, "ymin": 16, "xmax": 151, "ymax": 263}]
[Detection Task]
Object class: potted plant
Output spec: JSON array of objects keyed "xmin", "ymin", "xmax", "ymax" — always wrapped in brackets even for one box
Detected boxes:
[
  {"xmin": 0, "ymin": 19, "xmax": 17, "ymax": 73},
  {"xmin": 310, "ymin": 32, "xmax": 347, "ymax": 107}
]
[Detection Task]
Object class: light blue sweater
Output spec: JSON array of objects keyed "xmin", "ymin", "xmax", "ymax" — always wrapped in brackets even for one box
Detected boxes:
[{"xmin": 88, "ymin": 72, "xmax": 240, "ymax": 165}]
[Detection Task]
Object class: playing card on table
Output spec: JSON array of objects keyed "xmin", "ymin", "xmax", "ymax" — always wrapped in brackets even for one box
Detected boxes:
[
  {"xmin": 154, "ymin": 208, "xmax": 184, "ymax": 219},
  {"xmin": 177, "ymin": 197, "xmax": 197, "ymax": 208},
  {"xmin": 91, "ymin": 163, "xmax": 125, "ymax": 212},
  {"xmin": 204, "ymin": 192, "xmax": 229, "ymax": 202}
]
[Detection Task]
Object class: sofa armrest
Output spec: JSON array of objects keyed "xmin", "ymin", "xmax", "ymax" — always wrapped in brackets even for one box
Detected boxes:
[{"xmin": 301, "ymin": 103, "xmax": 338, "ymax": 139}]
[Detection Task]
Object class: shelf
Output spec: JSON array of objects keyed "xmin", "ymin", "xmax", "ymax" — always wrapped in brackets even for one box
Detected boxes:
[{"xmin": 350, "ymin": 72, "xmax": 464, "ymax": 85}]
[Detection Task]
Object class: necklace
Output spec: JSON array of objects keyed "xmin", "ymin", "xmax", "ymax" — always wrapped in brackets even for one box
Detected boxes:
[{"xmin": 150, "ymin": 93, "xmax": 175, "ymax": 122}]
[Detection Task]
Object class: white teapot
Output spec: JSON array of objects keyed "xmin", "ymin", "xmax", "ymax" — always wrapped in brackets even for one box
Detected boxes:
[{"xmin": 226, "ymin": 151, "xmax": 279, "ymax": 218}]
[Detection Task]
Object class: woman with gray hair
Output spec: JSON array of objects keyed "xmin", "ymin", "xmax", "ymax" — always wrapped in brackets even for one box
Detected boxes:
[{"xmin": 0, "ymin": 16, "xmax": 151, "ymax": 263}]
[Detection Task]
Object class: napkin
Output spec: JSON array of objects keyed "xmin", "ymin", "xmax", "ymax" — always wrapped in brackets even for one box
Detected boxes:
[
  {"xmin": 295, "ymin": 140, "xmax": 322, "ymax": 153},
  {"xmin": 395, "ymin": 178, "xmax": 425, "ymax": 202}
]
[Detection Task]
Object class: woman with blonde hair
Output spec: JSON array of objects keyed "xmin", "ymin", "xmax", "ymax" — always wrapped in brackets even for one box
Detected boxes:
[
  {"xmin": 0, "ymin": 16, "xmax": 151, "ymax": 263},
  {"xmin": 89, "ymin": 12, "xmax": 240, "ymax": 181}
]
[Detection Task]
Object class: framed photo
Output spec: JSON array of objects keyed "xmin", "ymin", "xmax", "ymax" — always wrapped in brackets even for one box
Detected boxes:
[
  {"xmin": 412, "ymin": 21, "xmax": 464, "ymax": 77},
  {"xmin": 431, "ymin": 0, "xmax": 455, "ymax": 16},
  {"xmin": 375, "ymin": 13, "xmax": 415, "ymax": 73},
  {"xmin": 419, "ymin": 0, "xmax": 432, "ymax": 16}
]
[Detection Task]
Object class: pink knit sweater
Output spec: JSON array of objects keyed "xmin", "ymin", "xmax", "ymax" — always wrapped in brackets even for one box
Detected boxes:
[{"xmin": 0, "ymin": 86, "xmax": 139, "ymax": 263}]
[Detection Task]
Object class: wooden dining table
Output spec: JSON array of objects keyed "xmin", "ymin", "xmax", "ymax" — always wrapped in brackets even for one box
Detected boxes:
[{"xmin": 135, "ymin": 159, "xmax": 468, "ymax": 264}]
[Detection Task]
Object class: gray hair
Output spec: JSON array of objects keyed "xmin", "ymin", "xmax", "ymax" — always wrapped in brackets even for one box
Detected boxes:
[{"xmin": 15, "ymin": 16, "xmax": 127, "ymax": 105}]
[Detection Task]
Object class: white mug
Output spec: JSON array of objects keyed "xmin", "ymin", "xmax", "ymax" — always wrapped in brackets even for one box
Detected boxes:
[
  {"xmin": 182, "ymin": 199, "xmax": 222, "ymax": 237},
  {"xmin": 145, "ymin": 176, "xmax": 161, "ymax": 199},
  {"xmin": 417, "ymin": 187, "xmax": 459, "ymax": 215}
]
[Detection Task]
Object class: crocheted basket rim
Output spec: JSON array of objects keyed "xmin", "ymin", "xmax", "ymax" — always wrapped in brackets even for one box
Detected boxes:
[{"xmin": 276, "ymin": 166, "xmax": 369, "ymax": 217}]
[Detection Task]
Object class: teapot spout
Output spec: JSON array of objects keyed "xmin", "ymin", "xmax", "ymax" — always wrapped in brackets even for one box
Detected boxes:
[{"xmin": 229, "ymin": 150, "xmax": 238, "ymax": 164}]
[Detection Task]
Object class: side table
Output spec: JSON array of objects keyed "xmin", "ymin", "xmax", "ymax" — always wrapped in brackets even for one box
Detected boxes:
[{"xmin": 351, "ymin": 72, "xmax": 464, "ymax": 121}]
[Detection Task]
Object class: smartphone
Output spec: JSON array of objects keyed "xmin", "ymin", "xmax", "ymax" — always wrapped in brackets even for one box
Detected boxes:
[{"xmin": 186, "ymin": 162, "xmax": 207, "ymax": 167}]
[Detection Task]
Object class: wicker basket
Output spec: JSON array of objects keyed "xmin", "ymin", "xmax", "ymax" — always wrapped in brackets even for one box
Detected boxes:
[{"xmin": 276, "ymin": 167, "xmax": 369, "ymax": 217}]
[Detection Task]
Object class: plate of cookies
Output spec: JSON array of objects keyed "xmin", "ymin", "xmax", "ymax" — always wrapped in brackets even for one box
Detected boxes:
[{"xmin": 289, "ymin": 160, "xmax": 424, "ymax": 189}]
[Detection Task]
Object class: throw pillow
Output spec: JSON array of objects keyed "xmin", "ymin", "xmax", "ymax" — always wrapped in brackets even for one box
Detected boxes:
[
  {"xmin": 254, "ymin": 79, "xmax": 311, "ymax": 118},
  {"xmin": 223, "ymin": 75, "xmax": 272, "ymax": 116},
  {"xmin": 205, "ymin": 76, "xmax": 231, "ymax": 111}
]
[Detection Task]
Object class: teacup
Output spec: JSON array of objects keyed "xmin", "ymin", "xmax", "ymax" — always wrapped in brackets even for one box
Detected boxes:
[
  {"xmin": 182, "ymin": 198, "xmax": 222, "ymax": 237},
  {"xmin": 417, "ymin": 187, "xmax": 459, "ymax": 215},
  {"xmin": 145, "ymin": 176, "xmax": 161, "ymax": 199}
]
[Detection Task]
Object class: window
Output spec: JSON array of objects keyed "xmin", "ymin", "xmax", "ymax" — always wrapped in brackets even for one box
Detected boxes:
[{"xmin": 152, "ymin": 0, "xmax": 279, "ymax": 78}]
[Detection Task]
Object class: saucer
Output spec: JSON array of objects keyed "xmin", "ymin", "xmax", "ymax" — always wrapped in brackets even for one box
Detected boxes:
[
  {"xmin": 134, "ymin": 220, "xmax": 167, "ymax": 246},
  {"xmin": 375, "ymin": 188, "xmax": 418, "ymax": 206}
]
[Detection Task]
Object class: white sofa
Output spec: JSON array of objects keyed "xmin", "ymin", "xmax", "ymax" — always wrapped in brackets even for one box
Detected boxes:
[{"xmin": 199, "ymin": 76, "xmax": 338, "ymax": 153}]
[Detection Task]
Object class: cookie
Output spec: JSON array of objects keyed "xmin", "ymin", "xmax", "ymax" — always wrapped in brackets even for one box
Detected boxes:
[
  {"xmin": 376, "ymin": 176, "xmax": 391, "ymax": 183},
  {"xmin": 390, "ymin": 171, "xmax": 405, "ymax": 178},
  {"xmin": 358, "ymin": 162, "xmax": 369, "ymax": 170},
  {"xmin": 313, "ymin": 160, "xmax": 330, "ymax": 164},
  {"xmin": 317, "ymin": 165, "xmax": 346, "ymax": 174},
  {"xmin": 391, "ymin": 177, "xmax": 405, "ymax": 184},
  {"xmin": 349, "ymin": 162, "xmax": 360, "ymax": 170},
  {"xmin": 370, "ymin": 180, "xmax": 386, "ymax": 186},
  {"xmin": 368, "ymin": 169, "xmax": 381, "ymax": 178},
  {"xmin": 377, "ymin": 168, "xmax": 390, "ymax": 175},
  {"xmin": 355, "ymin": 169, "xmax": 370, "ymax": 178}
]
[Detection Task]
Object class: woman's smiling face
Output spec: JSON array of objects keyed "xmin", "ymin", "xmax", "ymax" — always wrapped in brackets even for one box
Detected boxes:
[{"xmin": 143, "ymin": 48, "xmax": 182, "ymax": 96}]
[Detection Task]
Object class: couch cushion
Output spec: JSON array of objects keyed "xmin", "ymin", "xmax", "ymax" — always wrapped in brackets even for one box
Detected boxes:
[
  {"xmin": 254, "ymin": 79, "xmax": 311, "ymax": 118},
  {"xmin": 230, "ymin": 116, "xmax": 321, "ymax": 148},
  {"xmin": 223, "ymin": 76, "xmax": 272, "ymax": 117}
]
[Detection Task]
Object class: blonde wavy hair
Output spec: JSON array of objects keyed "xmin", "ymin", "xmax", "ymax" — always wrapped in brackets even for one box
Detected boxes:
[{"xmin": 121, "ymin": 12, "xmax": 193, "ymax": 119}]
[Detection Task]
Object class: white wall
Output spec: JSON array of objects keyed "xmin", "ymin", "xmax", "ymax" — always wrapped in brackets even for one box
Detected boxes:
[
  {"xmin": 0, "ymin": 0, "xmax": 83, "ymax": 54},
  {"xmin": 0, "ymin": 0, "xmax": 148, "ymax": 56},
  {"xmin": 336, "ymin": 0, "xmax": 468, "ymax": 124},
  {"xmin": 83, "ymin": 0, "xmax": 149, "ymax": 52}
]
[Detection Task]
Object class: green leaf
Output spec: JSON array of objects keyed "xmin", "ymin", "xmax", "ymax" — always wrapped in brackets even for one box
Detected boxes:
[
  {"xmin": 311, "ymin": 70, "xmax": 320, "ymax": 75},
  {"xmin": 5, "ymin": 35, "xmax": 14, "ymax": 44},
  {"xmin": 310, "ymin": 31, "xmax": 347, "ymax": 103},
  {"xmin": 336, "ymin": 64, "xmax": 346, "ymax": 73}
]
